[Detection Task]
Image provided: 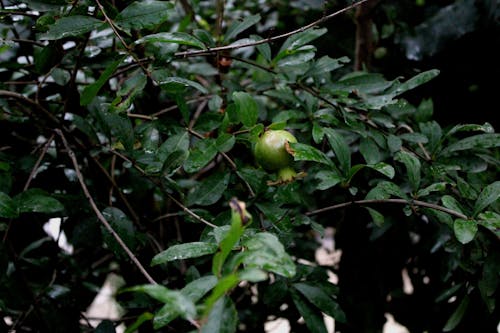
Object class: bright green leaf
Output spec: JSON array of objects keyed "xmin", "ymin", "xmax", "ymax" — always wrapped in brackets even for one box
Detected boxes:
[
  {"xmin": 151, "ymin": 242, "xmax": 218, "ymax": 266},
  {"xmin": 289, "ymin": 142, "xmax": 333, "ymax": 166},
  {"xmin": 201, "ymin": 296, "xmax": 237, "ymax": 333},
  {"xmin": 367, "ymin": 162, "xmax": 395, "ymax": 179},
  {"xmin": 453, "ymin": 219, "xmax": 477, "ymax": 244},
  {"xmin": 181, "ymin": 275, "xmax": 218, "ymax": 302}
]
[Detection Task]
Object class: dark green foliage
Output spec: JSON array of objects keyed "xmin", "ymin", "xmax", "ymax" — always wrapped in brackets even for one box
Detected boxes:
[{"xmin": 0, "ymin": 1, "xmax": 499, "ymax": 332}]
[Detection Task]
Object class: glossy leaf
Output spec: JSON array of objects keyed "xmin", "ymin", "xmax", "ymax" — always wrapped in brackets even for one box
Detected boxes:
[
  {"xmin": 289, "ymin": 142, "xmax": 333, "ymax": 166},
  {"xmin": 473, "ymin": 181, "xmax": 500, "ymax": 216},
  {"xmin": 232, "ymin": 91, "xmax": 258, "ymax": 127},
  {"xmin": 367, "ymin": 162, "xmax": 395, "ymax": 179},
  {"xmin": 453, "ymin": 219, "xmax": 477, "ymax": 244},
  {"xmin": 359, "ymin": 137, "xmax": 381, "ymax": 165},
  {"xmin": 135, "ymin": 32, "xmax": 206, "ymax": 49},
  {"xmin": 201, "ymin": 296, "xmax": 237, "ymax": 333},
  {"xmin": 315, "ymin": 170, "xmax": 342, "ymax": 190},
  {"xmin": 155, "ymin": 76, "xmax": 208, "ymax": 94},
  {"xmin": 41, "ymin": 15, "xmax": 103, "ymax": 40},
  {"xmin": 279, "ymin": 28, "xmax": 327, "ymax": 53},
  {"xmin": 181, "ymin": 275, "xmax": 218, "ymax": 302},
  {"xmin": 441, "ymin": 195, "xmax": 465, "ymax": 216},
  {"xmin": 365, "ymin": 181, "xmax": 406, "ymax": 200},
  {"xmin": 101, "ymin": 207, "xmax": 137, "ymax": 258},
  {"xmin": 242, "ymin": 232, "xmax": 296, "ymax": 278},
  {"xmin": 291, "ymin": 290, "xmax": 328, "ymax": 333},
  {"xmin": 225, "ymin": 14, "xmax": 260, "ymax": 41},
  {"xmin": 115, "ymin": 1, "xmax": 172, "ymax": 30},
  {"xmin": 188, "ymin": 172, "xmax": 230, "ymax": 206},
  {"xmin": 14, "ymin": 189, "xmax": 64, "ymax": 214},
  {"xmin": 293, "ymin": 282, "xmax": 346, "ymax": 322},
  {"xmin": 441, "ymin": 133, "xmax": 500, "ymax": 155},
  {"xmin": 151, "ymin": 242, "xmax": 218, "ymax": 266}
]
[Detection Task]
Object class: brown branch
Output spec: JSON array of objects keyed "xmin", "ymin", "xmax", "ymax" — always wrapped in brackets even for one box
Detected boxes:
[
  {"xmin": 175, "ymin": 0, "xmax": 371, "ymax": 57},
  {"xmin": 305, "ymin": 198, "xmax": 468, "ymax": 220},
  {"xmin": 56, "ymin": 129, "xmax": 157, "ymax": 285},
  {"xmin": 23, "ymin": 134, "xmax": 54, "ymax": 191}
]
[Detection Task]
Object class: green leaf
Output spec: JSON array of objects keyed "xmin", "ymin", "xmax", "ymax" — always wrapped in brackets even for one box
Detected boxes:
[
  {"xmin": 387, "ymin": 134, "xmax": 402, "ymax": 153},
  {"xmin": 0, "ymin": 192, "xmax": 18, "ymax": 218},
  {"xmin": 445, "ymin": 122, "xmax": 495, "ymax": 137},
  {"xmin": 289, "ymin": 142, "xmax": 333, "ymax": 166},
  {"xmin": 395, "ymin": 151, "xmax": 421, "ymax": 192},
  {"xmin": 279, "ymin": 28, "xmax": 327, "ymax": 53},
  {"xmin": 124, "ymin": 312, "xmax": 154, "ymax": 333},
  {"xmin": 232, "ymin": 92, "xmax": 258, "ymax": 127},
  {"xmin": 81, "ymin": 56, "xmax": 125, "ymax": 106},
  {"xmin": 212, "ymin": 199, "xmax": 252, "ymax": 276},
  {"xmin": 126, "ymin": 285, "xmax": 196, "ymax": 329},
  {"xmin": 115, "ymin": 1, "xmax": 172, "ymax": 30},
  {"xmin": 101, "ymin": 207, "xmax": 137, "ymax": 258},
  {"xmin": 188, "ymin": 172, "xmax": 230, "ymax": 206},
  {"xmin": 367, "ymin": 162, "xmax": 395, "ymax": 179},
  {"xmin": 473, "ymin": 181, "xmax": 500, "ymax": 216},
  {"xmin": 305, "ymin": 56, "xmax": 350, "ymax": 77},
  {"xmin": 365, "ymin": 181, "xmax": 406, "ymax": 200},
  {"xmin": 277, "ymin": 50, "xmax": 316, "ymax": 67},
  {"xmin": 453, "ymin": 219, "xmax": 477, "ymax": 244},
  {"xmin": 291, "ymin": 290, "xmax": 328, "ymax": 333},
  {"xmin": 323, "ymin": 128, "xmax": 351, "ymax": 173},
  {"xmin": 181, "ymin": 275, "xmax": 218, "ymax": 302},
  {"xmin": 441, "ymin": 133, "xmax": 500, "ymax": 155},
  {"xmin": 359, "ymin": 137, "xmax": 381, "ymax": 164},
  {"xmin": 41, "ymin": 15, "xmax": 103, "ymax": 40},
  {"xmin": 315, "ymin": 170, "xmax": 342, "ymax": 190},
  {"xmin": 293, "ymin": 282, "xmax": 346, "ymax": 322},
  {"xmin": 14, "ymin": 189, "xmax": 64, "ymax": 214},
  {"xmin": 135, "ymin": 32, "xmax": 206, "ymax": 49},
  {"xmin": 158, "ymin": 131, "xmax": 190, "ymax": 161},
  {"xmin": 203, "ymin": 274, "xmax": 240, "ymax": 313},
  {"xmin": 155, "ymin": 76, "xmax": 208, "ymax": 94},
  {"xmin": 151, "ymin": 242, "xmax": 218, "ymax": 266},
  {"xmin": 477, "ymin": 211, "xmax": 500, "ymax": 235},
  {"xmin": 443, "ymin": 296, "xmax": 469, "ymax": 331},
  {"xmin": 441, "ymin": 195, "xmax": 465, "ymax": 216},
  {"xmin": 201, "ymin": 297, "xmax": 237, "ymax": 333},
  {"xmin": 242, "ymin": 232, "xmax": 296, "ymax": 278},
  {"xmin": 417, "ymin": 182, "xmax": 447, "ymax": 197},
  {"xmin": 184, "ymin": 139, "xmax": 218, "ymax": 173},
  {"xmin": 215, "ymin": 134, "xmax": 235, "ymax": 153},
  {"xmin": 366, "ymin": 207, "xmax": 385, "ymax": 226},
  {"xmin": 224, "ymin": 14, "xmax": 260, "ymax": 41},
  {"xmin": 388, "ymin": 69, "xmax": 440, "ymax": 96}
]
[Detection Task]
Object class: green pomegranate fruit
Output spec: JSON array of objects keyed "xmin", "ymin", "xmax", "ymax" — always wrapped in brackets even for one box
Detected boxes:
[{"xmin": 253, "ymin": 129, "xmax": 297, "ymax": 171}]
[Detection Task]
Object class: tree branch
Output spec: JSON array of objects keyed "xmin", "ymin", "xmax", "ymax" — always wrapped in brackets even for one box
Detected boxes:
[
  {"xmin": 306, "ymin": 198, "xmax": 468, "ymax": 220},
  {"xmin": 175, "ymin": 0, "xmax": 371, "ymax": 57},
  {"xmin": 56, "ymin": 129, "xmax": 157, "ymax": 285}
]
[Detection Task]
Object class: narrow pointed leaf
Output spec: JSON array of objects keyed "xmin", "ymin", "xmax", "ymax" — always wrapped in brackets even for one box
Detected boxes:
[
  {"xmin": 395, "ymin": 151, "xmax": 421, "ymax": 191},
  {"xmin": 81, "ymin": 56, "xmax": 125, "ymax": 105},
  {"xmin": 41, "ymin": 15, "xmax": 103, "ymax": 40},
  {"xmin": 323, "ymin": 128, "xmax": 351, "ymax": 172},
  {"xmin": 135, "ymin": 32, "xmax": 206, "ymax": 49},
  {"xmin": 291, "ymin": 290, "xmax": 328, "ymax": 333},
  {"xmin": 201, "ymin": 297, "xmax": 237, "ymax": 333},
  {"xmin": 115, "ymin": 1, "xmax": 172, "ymax": 30}
]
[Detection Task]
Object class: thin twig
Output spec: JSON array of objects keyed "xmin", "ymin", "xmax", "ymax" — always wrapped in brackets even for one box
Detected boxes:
[
  {"xmin": 110, "ymin": 149, "xmax": 217, "ymax": 228},
  {"xmin": 23, "ymin": 134, "xmax": 54, "ymax": 191},
  {"xmin": 398, "ymin": 123, "xmax": 432, "ymax": 161},
  {"xmin": 175, "ymin": 0, "xmax": 371, "ymax": 57},
  {"xmin": 56, "ymin": 129, "xmax": 157, "ymax": 285},
  {"xmin": 305, "ymin": 198, "xmax": 468, "ymax": 220}
]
